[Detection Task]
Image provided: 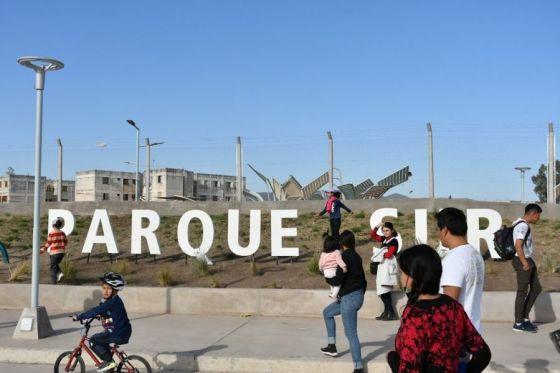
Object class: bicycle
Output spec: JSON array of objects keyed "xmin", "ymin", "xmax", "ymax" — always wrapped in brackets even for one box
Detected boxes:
[{"xmin": 54, "ymin": 317, "xmax": 152, "ymax": 373}]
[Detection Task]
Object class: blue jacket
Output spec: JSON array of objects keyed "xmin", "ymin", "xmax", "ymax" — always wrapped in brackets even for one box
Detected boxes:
[
  {"xmin": 319, "ymin": 199, "xmax": 352, "ymax": 220},
  {"xmin": 78, "ymin": 295, "xmax": 132, "ymax": 340}
]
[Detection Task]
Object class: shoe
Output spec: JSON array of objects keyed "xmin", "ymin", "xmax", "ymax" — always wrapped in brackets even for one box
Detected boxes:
[
  {"xmin": 375, "ymin": 312, "xmax": 387, "ymax": 320},
  {"xmin": 550, "ymin": 329, "xmax": 560, "ymax": 353},
  {"xmin": 57, "ymin": 272, "xmax": 64, "ymax": 283},
  {"xmin": 97, "ymin": 360, "xmax": 117, "ymax": 372},
  {"xmin": 320, "ymin": 344, "xmax": 338, "ymax": 357},
  {"xmin": 353, "ymin": 369, "xmax": 364, "ymax": 373},
  {"xmin": 383, "ymin": 311, "xmax": 398, "ymax": 321},
  {"xmin": 524, "ymin": 319, "xmax": 538, "ymax": 330},
  {"xmin": 512, "ymin": 322, "xmax": 537, "ymax": 333}
]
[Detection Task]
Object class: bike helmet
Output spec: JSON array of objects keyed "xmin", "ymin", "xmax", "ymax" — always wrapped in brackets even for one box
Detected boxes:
[{"xmin": 100, "ymin": 272, "xmax": 125, "ymax": 291}]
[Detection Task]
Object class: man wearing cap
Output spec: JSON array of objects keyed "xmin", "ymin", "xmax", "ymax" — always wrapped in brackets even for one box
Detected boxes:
[{"xmin": 319, "ymin": 188, "xmax": 352, "ymax": 237}]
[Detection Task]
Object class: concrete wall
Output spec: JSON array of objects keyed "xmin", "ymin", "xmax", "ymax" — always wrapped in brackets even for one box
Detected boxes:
[
  {"xmin": 1, "ymin": 198, "xmax": 560, "ymax": 219},
  {"xmin": 1, "ymin": 284, "xmax": 558, "ymax": 323}
]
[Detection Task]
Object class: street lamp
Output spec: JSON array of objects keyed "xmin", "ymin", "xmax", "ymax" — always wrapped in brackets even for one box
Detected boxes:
[
  {"xmin": 15, "ymin": 56, "xmax": 64, "ymax": 339},
  {"xmin": 514, "ymin": 167, "xmax": 531, "ymax": 203},
  {"xmin": 126, "ymin": 120, "xmax": 140, "ymax": 201},
  {"xmin": 327, "ymin": 131, "xmax": 333, "ymax": 189},
  {"xmin": 145, "ymin": 138, "xmax": 164, "ymax": 201}
]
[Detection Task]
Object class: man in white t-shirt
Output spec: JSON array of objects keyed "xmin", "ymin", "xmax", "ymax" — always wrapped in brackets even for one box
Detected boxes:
[
  {"xmin": 511, "ymin": 203, "xmax": 542, "ymax": 333},
  {"xmin": 436, "ymin": 207, "xmax": 485, "ymax": 332}
]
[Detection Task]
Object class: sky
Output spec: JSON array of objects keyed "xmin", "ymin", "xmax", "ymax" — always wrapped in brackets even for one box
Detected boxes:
[{"xmin": 1, "ymin": 1, "xmax": 559, "ymax": 201}]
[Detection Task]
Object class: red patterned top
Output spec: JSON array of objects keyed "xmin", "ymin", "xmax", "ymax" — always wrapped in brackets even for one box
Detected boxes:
[
  {"xmin": 395, "ymin": 294, "xmax": 488, "ymax": 373},
  {"xmin": 41, "ymin": 230, "xmax": 67, "ymax": 255}
]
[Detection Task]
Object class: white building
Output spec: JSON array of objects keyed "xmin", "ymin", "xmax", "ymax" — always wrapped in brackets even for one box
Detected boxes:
[
  {"xmin": 75, "ymin": 170, "xmax": 139, "ymax": 202},
  {"xmin": 0, "ymin": 174, "xmax": 75, "ymax": 203}
]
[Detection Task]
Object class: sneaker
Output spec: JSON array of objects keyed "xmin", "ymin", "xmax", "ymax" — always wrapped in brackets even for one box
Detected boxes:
[
  {"xmin": 353, "ymin": 369, "xmax": 364, "ymax": 373},
  {"xmin": 57, "ymin": 272, "xmax": 64, "ymax": 283},
  {"xmin": 512, "ymin": 322, "xmax": 537, "ymax": 333},
  {"xmin": 320, "ymin": 344, "xmax": 338, "ymax": 357},
  {"xmin": 375, "ymin": 312, "xmax": 387, "ymax": 320},
  {"xmin": 524, "ymin": 319, "xmax": 538, "ymax": 330},
  {"xmin": 550, "ymin": 329, "xmax": 560, "ymax": 353},
  {"xmin": 97, "ymin": 360, "xmax": 117, "ymax": 372},
  {"xmin": 383, "ymin": 311, "xmax": 399, "ymax": 321}
]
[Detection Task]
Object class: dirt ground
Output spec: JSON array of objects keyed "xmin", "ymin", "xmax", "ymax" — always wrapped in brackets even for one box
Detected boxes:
[{"xmin": 0, "ymin": 212, "xmax": 559, "ymax": 292}]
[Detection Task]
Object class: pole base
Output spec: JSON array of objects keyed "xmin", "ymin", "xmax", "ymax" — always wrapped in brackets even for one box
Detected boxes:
[{"xmin": 12, "ymin": 306, "xmax": 54, "ymax": 339}]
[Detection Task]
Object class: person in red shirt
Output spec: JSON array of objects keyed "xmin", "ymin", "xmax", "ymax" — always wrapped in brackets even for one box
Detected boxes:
[
  {"xmin": 40, "ymin": 218, "xmax": 67, "ymax": 284},
  {"xmin": 387, "ymin": 244, "xmax": 491, "ymax": 373},
  {"xmin": 371, "ymin": 222, "xmax": 399, "ymax": 321}
]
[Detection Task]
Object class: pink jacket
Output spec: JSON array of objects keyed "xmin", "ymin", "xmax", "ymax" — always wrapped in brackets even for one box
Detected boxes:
[{"xmin": 319, "ymin": 250, "xmax": 346, "ymax": 271}]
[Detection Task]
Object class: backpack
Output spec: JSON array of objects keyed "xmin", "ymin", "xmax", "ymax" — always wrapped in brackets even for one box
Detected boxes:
[{"xmin": 493, "ymin": 221, "xmax": 530, "ymax": 260}]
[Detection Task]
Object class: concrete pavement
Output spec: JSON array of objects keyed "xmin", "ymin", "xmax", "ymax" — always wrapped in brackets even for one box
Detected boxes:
[{"xmin": 0, "ymin": 309, "xmax": 559, "ymax": 372}]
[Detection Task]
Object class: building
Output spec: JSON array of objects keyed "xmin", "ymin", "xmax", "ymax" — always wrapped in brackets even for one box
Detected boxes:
[
  {"xmin": 75, "ymin": 170, "xmax": 139, "ymax": 202},
  {"xmin": 148, "ymin": 168, "xmax": 240, "ymax": 201},
  {"xmin": 0, "ymin": 174, "xmax": 75, "ymax": 203}
]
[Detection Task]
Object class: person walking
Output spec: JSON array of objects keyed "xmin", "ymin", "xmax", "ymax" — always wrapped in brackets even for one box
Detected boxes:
[
  {"xmin": 371, "ymin": 222, "xmax": 399, "ymax": 321},
  {"xmin": 40, "ymin": 218, "xmax": 67, "ymax": 284},
  {"xmin": 386, "ymin": 244, "xmax": 491, "ymax": 373},
  {"xmin": 512, "ymin": 203, "xmax": 543, "ymax": 333},
  {"xmin": 318, "ymin": 188, "xmax": 352, "ymax": 238},
  {"xmin": 321, "ymin": 230, "xmax": 367, "ymax": 373}
]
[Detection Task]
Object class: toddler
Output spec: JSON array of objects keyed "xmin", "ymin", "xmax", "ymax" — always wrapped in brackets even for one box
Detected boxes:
[{"xmin": 319, "ymin": 235, "xmax": 347, "ymax": 298}]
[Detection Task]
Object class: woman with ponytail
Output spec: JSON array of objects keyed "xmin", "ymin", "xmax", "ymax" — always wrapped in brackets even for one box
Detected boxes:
[{"xmin": 386, "ymin": 245, "xmax": 491, "ymax": 373}]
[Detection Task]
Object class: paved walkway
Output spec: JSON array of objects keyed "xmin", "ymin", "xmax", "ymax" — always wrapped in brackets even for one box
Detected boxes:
[{"xmin": 0, "ymin": 309, "xmax": 558, "ymax": 372}]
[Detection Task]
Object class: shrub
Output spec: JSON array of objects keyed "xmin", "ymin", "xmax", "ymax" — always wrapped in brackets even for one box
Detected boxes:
[
  {"xmin": 249, "ymin": 257, "xmax": 258, "ymax": 276},
  {"xmin": 208, "ymin": 276, "xmax": 220, "ymax": 288},
  {"xmin": 307, "ymin": 251, "xmax": 321, "ymax": 275},
  {"xmin": 156, "ymin": 266, "xmax": 174, "ymax": 286},
  {"xmin": 108, "ymin": 258, "xmax": 131, "ymax": 277},
  {"xmin": 354, "ymin": 211, "xmax": 366, "ymax": 219},
  {"xmin": 541, "ymin": 254, "xmax": 559, "ymax": 274},
  {"xmin": 8, "ymin": 260, "xmax": 30, "ymax": 282},
  {"xmin": 351, "ymin": 225, "xmax": 366, "ymax": 233},
  {"xmin": 193, "ymin": 257, "xmax": 210, "ymax": 277},
  {"xmin": 60, "ymin": 254, "xmax": 78, "ymax": 283}
]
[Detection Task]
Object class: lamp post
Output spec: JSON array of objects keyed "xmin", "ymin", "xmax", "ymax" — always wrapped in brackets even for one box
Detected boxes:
[
  {"xmin": 14, "ymin": 56, "xmax": 64, "ymax": 339},
  {"xmin": 57, "ymin": 138, "xmax": 63, "ymax": 202},
  {"xmin": 327, "ymin": 131, "xmax": 333, "ymax": 189},
  {"xmin": 145, "ymin": 138, "xmax": 164, "ymax": 201},
  {"xmin": 514, "ymin": 167, "xmax": 531, "ymax": 203},
  {"xmin": 126, "ymin": 120, "xmax": 140, "ymax": 201}
]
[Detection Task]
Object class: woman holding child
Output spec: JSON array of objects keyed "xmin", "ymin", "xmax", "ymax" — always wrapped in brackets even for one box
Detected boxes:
[{"xmin": 321, "ymin": 230, "xmax": 367, "ymax": 373}]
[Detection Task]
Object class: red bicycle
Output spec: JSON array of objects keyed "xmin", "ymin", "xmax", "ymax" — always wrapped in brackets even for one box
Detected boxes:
[{"xmin": 54, "ymin": 317, "xmax": 152, "ymax": 373}]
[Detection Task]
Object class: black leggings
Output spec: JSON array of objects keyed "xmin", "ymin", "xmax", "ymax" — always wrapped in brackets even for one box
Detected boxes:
[
  {"xmin": 49, "ymin": 253, "xmax": 64, "ymax": 284},
  {"xmin": 329, "ymin": 219, "xmax": 341, "ymax": 238},
  {"xmin": 380, "ymin": 292, "xmax": 394, "ymax": 314}
]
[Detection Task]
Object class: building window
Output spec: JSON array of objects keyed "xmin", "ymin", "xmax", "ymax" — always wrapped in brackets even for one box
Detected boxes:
[
  {"xmin": 132, "ymin": 194, "xmax": 136, "ymax": 200},
  {"xmin": 225, "ymin": 197, "xmax": 230, "ymax": 201},
  {"xmin": 102, "ymin": 193, "xmax": 109, "ymax": 200},
  {"xmin": 199, "ymin": 195, "xmax": 207, "ymax": 201},
  {"xmin": 123, "ymin": 194, "xmax": 129, "ymax": 201},
  {"xmin": 157, "ymin": 176, "xmax": 162, "ymax": 183},
  {"xmin": 117, "ymin": 178, "xmax": 121, "ymax": 181},
  {"xmin": 123, "ymin": 179, "xmax": 129, "ymax": 185},
  {"xmin": 102, "ymin": 177, "xmax": 109, "ymax": 184},
  {"xmin": 212, "ymin": 196, "xmax": 218, "ymax": 201},
  {"xmin": 132, "ymin": 179, "xmax": 136, "ymax": 185},
  {"xmin": 212, "ymin": 181, "xmax": 219, "ymax": 188},
  {"xmin": 117, "ymin": 194, "xmax": 120, "ymax": 197},
  {"xmin": 62, "ymin": 185, "xmax": 68, "ymax": 192}
]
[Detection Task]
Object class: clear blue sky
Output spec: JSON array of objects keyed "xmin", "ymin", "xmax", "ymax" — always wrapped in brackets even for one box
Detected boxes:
[{"xmin": 1, "ymin": 1, "xmax": 559, "ymax": 201}]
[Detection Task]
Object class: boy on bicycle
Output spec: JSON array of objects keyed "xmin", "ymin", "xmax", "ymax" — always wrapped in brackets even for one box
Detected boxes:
[{"xmin": 73, "ymin": 272, "xmax": 132, "ymax": 372}]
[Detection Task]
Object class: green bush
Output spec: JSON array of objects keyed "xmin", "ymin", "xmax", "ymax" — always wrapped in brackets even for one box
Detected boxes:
[
  {"xmin": 156, "ymin": 266, "xmax": 175, "ymax": 286},
  {"xmin": 108, "ymin": 258, "xmax": 131, "ymax": 277},
  {"xmin": 354, "ymin": 211, "xmax": 366, "ymax": 219},
  {"xmin": 193, "ymin": 257, "xmax": 210, "ymax": 277},
  {"xmin": 60, "ymin": 254, "xmax": 78, "ymax": 283}
]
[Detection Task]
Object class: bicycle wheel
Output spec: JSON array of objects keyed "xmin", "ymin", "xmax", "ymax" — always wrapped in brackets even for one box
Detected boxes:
[
  {"xmin": 54, "ymin": 350, "xmax": 86, "ymax": 373},
  {"xmin": 116, "ymin": 354, "xmax": 152, "ymax": 373}
]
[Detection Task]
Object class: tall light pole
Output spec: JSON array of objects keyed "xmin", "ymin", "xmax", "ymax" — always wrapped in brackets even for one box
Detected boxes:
[
  {"xmin": 236, "ymin": 137, "xmax": 243, "ymax": 202},
  {"xmin": 15, "ymin": 56, "xmax": 64, "ymax": 339},
  {"xmin": 57, "ymin": 138, "xmax": 63, "ymax": 202},
  {"xmin": 126, "ymin": 120, "xmax": 140, "ymax": 201},
  {"xmin": 427, "ymin": 123, "xmax": 434, "ymax": 199},
  {"xmin": 515, "ymin": 167, "xmax": 531, "ymax": 203},
  {"xmin": 327, "ymin": 131, "xmax": 333, "ymax": 189},
  {"xmin": 145, "ymin": 138, "xmax": 164, "ymax": 201},
  {"xmin": 547, "ymin": 122, "xmax": 556, "ymax": 205}
]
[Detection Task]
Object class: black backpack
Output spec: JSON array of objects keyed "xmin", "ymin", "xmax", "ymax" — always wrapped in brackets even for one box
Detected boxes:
[{"xmin": 493, "ymin": 221, "xmax": 530, "ymax": 260}]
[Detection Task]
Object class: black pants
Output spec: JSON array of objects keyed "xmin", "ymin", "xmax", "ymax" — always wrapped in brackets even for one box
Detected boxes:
[
  {"xmin": 49, "ymin": 253, "xmax": 65, "ymax": 285},
  {"xmin": 329, "ymin": 219, "xmax": 341, "ymax": 238},
  {"xmin": 380, "ymin": 292, "xmax": 394, "ymax": 314},
  {"xmin": 512, "ymin": 257, "xmax": 542, "ymax": 323},
  {"xmin": 90, "ymin": 330, "xmax": 130, "ymax": 362}
]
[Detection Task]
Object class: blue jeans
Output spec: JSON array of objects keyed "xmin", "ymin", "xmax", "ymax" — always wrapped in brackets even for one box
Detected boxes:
[{"xmin": 323, "ymin": 289, "xmax": 364, "ymax": 369}]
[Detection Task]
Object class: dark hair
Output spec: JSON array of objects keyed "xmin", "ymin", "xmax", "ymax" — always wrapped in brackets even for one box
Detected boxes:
[
  {"xmin": 397, "ymin": 244, "xmax": 442, "ymax": 305},
  {"xmin": 383, "ymin": 222, "xmax": 398, "ymax": 237},
  {"xmin": 323, "ymin": 235, "xmax": 339, "ymax": 253},
  {"xmin": 333, "ymin": 191, "xmax": 341, "ymax": 199},
  {"xmin": 338, "ymin": 230, "xmax": 355, "ymax": 250},
  {"xmin": 525, "ymin": 203, "xmax": 542, "ymax": 214},
  {"xmin": 53, "ymin": 218, "xmax": 64, "ymax": 229},
  {"xmin": 436, "ymin": 207, "xmax": 467, "ymax": 236}
]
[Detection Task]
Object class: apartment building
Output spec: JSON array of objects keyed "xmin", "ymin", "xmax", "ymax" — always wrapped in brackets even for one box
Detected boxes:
[
  {"xmin": 0, "ymin": 174, "xmax": 46, "ymax": 203},
  {"xmin": 75, "ymin": 170, "xmax": 139, "ymax": 202}
]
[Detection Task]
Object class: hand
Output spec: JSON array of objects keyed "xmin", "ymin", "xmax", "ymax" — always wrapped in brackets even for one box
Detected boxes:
[
  {"xmin": 69, "ymin": 314, "xmax": 79, "ymax": 322},
  {"xmin": 522, "ymin": 261, "xmax": 530, "ymax": 271}
]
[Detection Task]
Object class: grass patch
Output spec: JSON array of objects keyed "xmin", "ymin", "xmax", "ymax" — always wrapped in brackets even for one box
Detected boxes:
[
  {"xmin": 307, "ymin": 251, "xmax": 321, "ymax": 275},
  {"xmin": 193, "ymin": 257, "xmax": 210, "ymax": 277},
  {"xmin": 107, "ymin": 258, "xmax": 131, "ymax": 277},
  {"xmin": 8, "ymin": 260, "xmax": 30, "ymax": 282},
  {"xmin": 156, "ymin": 266, "xmax": 175, "ymax": 286},
  {"xmin": 60, "ymin": 254, "xmax": 78, "ymax": 283}
]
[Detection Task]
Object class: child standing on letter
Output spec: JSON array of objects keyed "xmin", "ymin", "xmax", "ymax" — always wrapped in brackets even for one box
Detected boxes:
[{"xmin": 319, "ymin": 235, "xmax": 347, "ymax": 298}]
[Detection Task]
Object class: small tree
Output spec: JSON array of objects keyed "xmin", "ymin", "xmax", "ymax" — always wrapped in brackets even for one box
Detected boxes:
[{"xmin": 531, "ymin": 160, "xmax": 560, "ymax": 203}]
